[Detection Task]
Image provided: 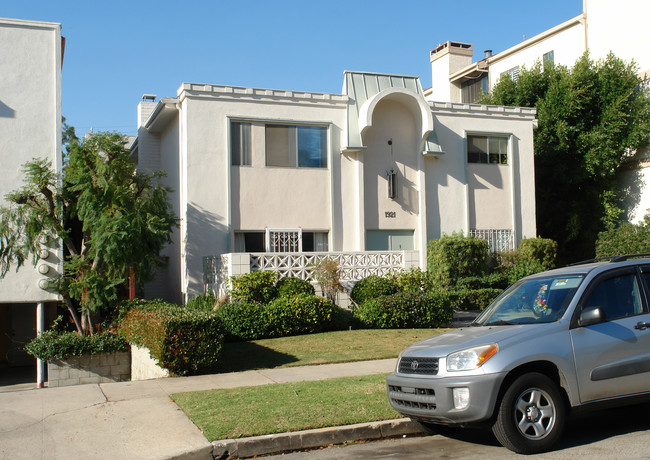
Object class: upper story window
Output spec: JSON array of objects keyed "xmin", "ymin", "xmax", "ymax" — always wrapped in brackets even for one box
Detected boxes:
[
  {"xmin": 501, "ymin": 66, "xmax": 520, "ymax": 82},
  {"xmin": 266, "ymin": 124, "xmax": 327, "ymax": 168},
  {"xmin": 231, "ymin": 121, "xmax": 251, "ymax": 166},
  {"xmin": 467, "ymin": 135, "xmax": 508, "ymax": 164},
  {"xmin": 461, "ymin": 75, "xmax": 488, "ymax": 103},
  {"xmin": 543, "ymin": 50, "xmax": 554, "ymax": 64}
]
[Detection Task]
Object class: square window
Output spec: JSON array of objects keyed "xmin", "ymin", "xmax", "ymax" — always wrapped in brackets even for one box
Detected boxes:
[
  {"xmin": 265, "ymin": 124, "xmax": 327, "ymax": 168},
  {"xmin": 468, "ymin": 135, "xmax": 508, "ymax": 164}
]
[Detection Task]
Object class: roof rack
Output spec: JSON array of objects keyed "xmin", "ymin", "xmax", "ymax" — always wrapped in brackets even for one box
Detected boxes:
[
  {"xmin": 567, "ymin": 254, "xmax": 650, "ymax": 266},
  {"xmin": 610, "ymin": 253, "xmax": 650, "ymax": 262},
  {"xmin": 566, "ymin": 256, "xmax": 614, "ymax": 266}
]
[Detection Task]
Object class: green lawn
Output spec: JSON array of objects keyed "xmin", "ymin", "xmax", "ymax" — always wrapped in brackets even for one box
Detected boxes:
[
  {"xmin": 217, "ymin": 328, "xmax": 446, "ymax": 372},
  {"xmin": 172, "ymin": 373, "xmax": 396, "ymax": 441},
  {"xmin": 173, "ymin": 328, "xmax": 447, "ymax": 440}
]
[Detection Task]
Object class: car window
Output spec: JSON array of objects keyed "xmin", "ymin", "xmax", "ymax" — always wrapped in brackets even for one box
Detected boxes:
[
  {"xmin": 475, "ymin": 275, "xmax": 583, "ymax": 325},
  {"xmin": 582, "ymin": 272, "xmax": 643, "ymax": 321}
]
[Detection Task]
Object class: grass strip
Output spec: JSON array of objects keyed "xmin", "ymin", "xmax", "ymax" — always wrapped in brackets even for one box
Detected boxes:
[
  {"xmin": 218, "ymin": 328, "xmax": 445, "ymax": 372},
  {"xmin": 172, "ymin": 373, "xmax": 397, "ymax": 441}
]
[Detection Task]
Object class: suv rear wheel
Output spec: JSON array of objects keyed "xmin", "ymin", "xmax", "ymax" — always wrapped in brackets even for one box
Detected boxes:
[{"xmin": 492, "ymin": 372, "xmax": 566, "ymax": 454}]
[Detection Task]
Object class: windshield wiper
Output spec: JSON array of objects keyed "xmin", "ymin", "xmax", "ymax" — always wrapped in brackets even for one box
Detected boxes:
[{"xmin": 485, "ymin": 320, "xmax": 519, "ymax": 326}]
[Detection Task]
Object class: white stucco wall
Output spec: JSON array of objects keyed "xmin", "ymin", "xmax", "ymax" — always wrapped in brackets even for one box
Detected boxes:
[
  {"xmin": 176, "ymin": 85, "xmax": 348, "ymax": 298},
  {"xmin": 362, "ymin": 99, "xmax": 420, "ymax": 234},
  {"xmin": 488, "ymin": 22, "xmax": 585, "ymax": 89},
  {"xmin": 141, "ymin": 79, "xmax": 538, "ymax": 302},
  {"xmin": 0, "ymin": 18, "xmax": 61, "ymax": 303},
  {"xmin": 586, "ymin": 0, "xmax": 650, "ymax": 73},
  {"xmin": 428, "ymin": 103, "xmax": 537, "ymax": 242}
]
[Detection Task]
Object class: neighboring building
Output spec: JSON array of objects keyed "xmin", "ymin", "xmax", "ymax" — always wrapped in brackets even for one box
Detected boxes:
[
  {"xmin": 0, "ymin": 18, "xmax": 63, "ymax": 370},
  {"xmin": 429, "ymin": 0, "xmax": 650, "ymax": 104},
  {"xmin": 427, "ymin": 0, "xmax": 650, "ymax": 223},
  {"xmin": 134, "ymin": 69, "xmax": 538, "ymax": 303}
]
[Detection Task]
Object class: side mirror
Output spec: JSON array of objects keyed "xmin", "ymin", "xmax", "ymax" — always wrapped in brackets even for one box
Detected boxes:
[{"xmin": 578, "ymin": 305, "xmax": 605, "ymax": 327}]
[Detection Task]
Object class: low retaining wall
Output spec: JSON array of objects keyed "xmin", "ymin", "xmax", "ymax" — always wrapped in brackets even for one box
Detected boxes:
[
  {"xmin": 130, "ymin": 344, "xmax": 169, "ymax": 380},
  {"xmin": 47, "ymin": 352, "xmax": 131, "ymax": 387}
]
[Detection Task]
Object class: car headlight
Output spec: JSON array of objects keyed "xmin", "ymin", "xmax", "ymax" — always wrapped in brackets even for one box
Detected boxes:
[{"xmin": 446, "ymin": 344, "xmax": 498, "ymax": 372}]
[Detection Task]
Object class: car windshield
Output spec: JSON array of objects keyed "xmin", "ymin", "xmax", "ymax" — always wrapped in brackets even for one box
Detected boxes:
[{"xmin": 474, "ymin": 274, "xmax": 585, "ymax": 326}]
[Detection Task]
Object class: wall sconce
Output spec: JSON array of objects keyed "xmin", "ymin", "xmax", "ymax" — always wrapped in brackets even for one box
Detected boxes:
[{"xmin": 387, "ymin": 169, "xmax": 397, "ymax": 199}]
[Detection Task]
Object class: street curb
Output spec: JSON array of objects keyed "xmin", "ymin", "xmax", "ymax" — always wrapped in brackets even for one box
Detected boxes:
[{"xmin": 211, "ymin": 418, "xmax": 421, "ymax": 459}]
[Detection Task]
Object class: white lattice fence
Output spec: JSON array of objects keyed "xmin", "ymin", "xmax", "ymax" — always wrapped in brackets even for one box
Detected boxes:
[{"xmin": 204, "ymin": 250, "xmax": 418, "ymax": 297}]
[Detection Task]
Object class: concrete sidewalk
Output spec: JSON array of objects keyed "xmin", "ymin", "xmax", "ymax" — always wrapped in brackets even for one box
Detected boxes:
[{"xmin": 0, "ymin": 358, "xmax": 413, "ymax": 460}]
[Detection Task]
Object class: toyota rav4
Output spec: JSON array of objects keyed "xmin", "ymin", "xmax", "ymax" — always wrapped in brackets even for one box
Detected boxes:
[{"xmin": 387, "ymin": 255, "xmax": 650, "ymax": 453}]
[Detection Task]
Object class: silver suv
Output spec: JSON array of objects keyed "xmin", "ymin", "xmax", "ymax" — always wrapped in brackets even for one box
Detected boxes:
[{"xmin": 387, "ymin": 256, "xmax": 650, "ymax": 454}]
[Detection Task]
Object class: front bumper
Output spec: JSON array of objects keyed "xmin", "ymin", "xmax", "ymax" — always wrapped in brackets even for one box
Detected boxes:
[{"xmin": 386, "ymin": 371, "xmax": 505, "ymax": 425}]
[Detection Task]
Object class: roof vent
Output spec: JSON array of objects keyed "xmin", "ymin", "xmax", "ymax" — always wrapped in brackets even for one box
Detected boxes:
[
  {"xmin": 484, "ymin": 50, "xmax": 492, "ymax": 59},
  {"xmin": 142, "ymin": 94, "xmax": 156, "ymax": 102}
]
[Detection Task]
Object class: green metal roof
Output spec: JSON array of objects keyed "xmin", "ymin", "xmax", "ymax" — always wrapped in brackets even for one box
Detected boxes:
[{"xmin": 342, "ymin": 71, "xmax": 443, "ymax": 156}]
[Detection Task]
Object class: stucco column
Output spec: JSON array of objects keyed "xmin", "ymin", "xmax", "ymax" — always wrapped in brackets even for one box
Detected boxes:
[{"xmin": 36, "ymin": 302, "xmax": 45, "ymax": 388}]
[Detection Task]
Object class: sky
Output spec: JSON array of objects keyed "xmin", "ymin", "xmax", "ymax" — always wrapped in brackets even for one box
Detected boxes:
[{"xmin": 3, "ymin": 0, "xmax": 583, "ymax": 136}]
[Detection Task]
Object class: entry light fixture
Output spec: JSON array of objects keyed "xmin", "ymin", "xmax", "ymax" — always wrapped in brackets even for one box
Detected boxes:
[{"xmin": 387, "ymin": 169, "xmax": 397, "ymax": 199}]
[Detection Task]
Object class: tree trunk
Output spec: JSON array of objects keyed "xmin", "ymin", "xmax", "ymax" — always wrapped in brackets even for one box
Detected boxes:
[{"xmin": 63, "ymin": 295, "xmax": 83, "ymax": 334}]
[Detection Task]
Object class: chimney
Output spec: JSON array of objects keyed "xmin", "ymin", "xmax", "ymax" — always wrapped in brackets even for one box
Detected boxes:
[
  {"xmin": 484, "ymin": 50, "xmax": 492, "ymax": 59},
  {"xmin": 138, "ymin": 94, "xmax": 158, "ymax": 128}
]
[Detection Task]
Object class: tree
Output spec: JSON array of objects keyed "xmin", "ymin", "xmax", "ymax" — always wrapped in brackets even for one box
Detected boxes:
[
  {"xmin": 482, "ymin": 53, "xmax": 650, "ymax": 263},
  {"xmin": 0, "ymin": 132, "xmax": 178, "ymax": 334}
]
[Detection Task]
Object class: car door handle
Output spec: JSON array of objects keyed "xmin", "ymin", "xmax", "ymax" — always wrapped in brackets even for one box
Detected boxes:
[{"xmin": 634, "ymin": 321, "xmax": 650, "ymax": 330}]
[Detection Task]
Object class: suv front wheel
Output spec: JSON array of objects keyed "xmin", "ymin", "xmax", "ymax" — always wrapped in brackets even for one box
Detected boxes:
[{"xmin": 492, "ymin": 372, "xmax": 566, "ymax": 454}]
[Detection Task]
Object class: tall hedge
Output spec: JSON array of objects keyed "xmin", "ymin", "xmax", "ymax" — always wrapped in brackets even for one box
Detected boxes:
[
  {"xmin": 427, "ymin": 234, "xmax": 489, "ymax": 286},
  {"xmin": 353, "ymin": 291, "xmax": 453, "ymax": 329},
  {"xmin": 595, "ymin": 215, "xmax": 650, "ymax": 257},
  {"xmin": 519, "ymin": 237, "xmax": 557, "ymax": 269},
  {"xmin": 230, "ymin": 270, "xmax": 278, "ymax": 304},
  {"xmin": 119, "ymin": 300, "xmax": 224, "ymax": 376},
  {"xmin": 217, "ymin": 294, "xmax": 348, "ymax": 341},
  {"xmin": 350, "ymin": 275, "xmax": 399, "ymax": 305}
]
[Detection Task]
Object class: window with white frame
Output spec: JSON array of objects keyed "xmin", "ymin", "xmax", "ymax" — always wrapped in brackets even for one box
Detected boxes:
[
  {"xmin": 543, "ymin": 50, "xmax": 554, "ymax": 64},
  {"xmin": 501, "ymin": 66, "xmax": 520, "ymax": 82},
  {"xmin": 231, "ymin": 121, "xmax": 251, "ymax": 166},
  {"xmin": 265, "ymin": 124, "xmax": 327, "ymax": 168},
  {"xmin": 467, "ymin": 135, "xmax": 508, "ymax": 164}
]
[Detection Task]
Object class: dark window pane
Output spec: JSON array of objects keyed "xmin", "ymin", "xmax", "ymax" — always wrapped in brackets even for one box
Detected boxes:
[
  {"xmin": 244, "ymin": 232, "xmax": 265, "ymax": 252},
  {"xmin": 298, "ymin": 126, "xmax": 327, "ymax": 168}
]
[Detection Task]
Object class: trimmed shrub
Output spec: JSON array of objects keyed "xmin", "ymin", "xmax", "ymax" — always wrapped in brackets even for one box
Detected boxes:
[
  {"xmin": 505, "ymin": 258, "xmax": 546, "ymax": 284},
  {"xmin": 353, "ymin": 291, "xmax": 453, "ymax": 329},
  {"xmin": 215, "ymin": 301, "xmax": 269, "ymax": 341},
  {"xmin": 350, "ymin": 275, "xmax": 399, "ymax": 305},
  {"xmin": 265, "ymin": 294, "xmax": 348, "ymax": 338},
  {"xmin": 449, "ymin": 288, "xmax": 503, "ymax": 311},
  {"xmin": 275, "ymin": 277, "xmax": 315, "ymax": 298},
  {"xmin": 186, "ymin": 293, "xmax": 217, "ymax": 311},
  {"xmin": 595, "ymin": 216, "xmax": 650, "ymax": 257},
  {"xmin": 230, "ymin": 270, "xmax": 278, "ymax": 304},
  {"xmin": 118, "ymin": 300, "xmax": 224, "ymax": 376},
  {"xmin": 25, "ymin": 330, "xmax": 129, "ymax": 361},
  {"xmin": 455, "ymin": 272, "xmax": 509, "ymax": 291},
  {"xmin": 427, "ymin": 234, "xmax": 489, "ymax": 286},
  {"xmin": 389, "ymin": 267, "xmax": 434, "ymax": 292},
  {"xmin": 519, "ymin": 237, "xmax": 557, "ymax": 270}
]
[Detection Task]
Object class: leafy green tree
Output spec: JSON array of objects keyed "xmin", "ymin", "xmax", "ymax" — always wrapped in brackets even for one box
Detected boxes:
[
  {"xmin": 0, "ymin": 132, "xmax": 177, "ymax": 334},
  {"xmin": 482, "ymin": 53, "xmax": 650, "ymax": 263}
]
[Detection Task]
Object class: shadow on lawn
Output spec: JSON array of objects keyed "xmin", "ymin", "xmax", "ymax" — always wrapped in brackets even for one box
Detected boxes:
[{"xmin": 218, "ymin": 342, "xmax": 298, "ymax": 372}]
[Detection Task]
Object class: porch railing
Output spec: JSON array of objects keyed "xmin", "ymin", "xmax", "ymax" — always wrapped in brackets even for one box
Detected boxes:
[
  {"xmin": 204, "ymin": 250, "xmax": 420, "ymax": 297},
  {"xmin": 469, "ymin": 229, "xmax": 514, "ymax": 254}
]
